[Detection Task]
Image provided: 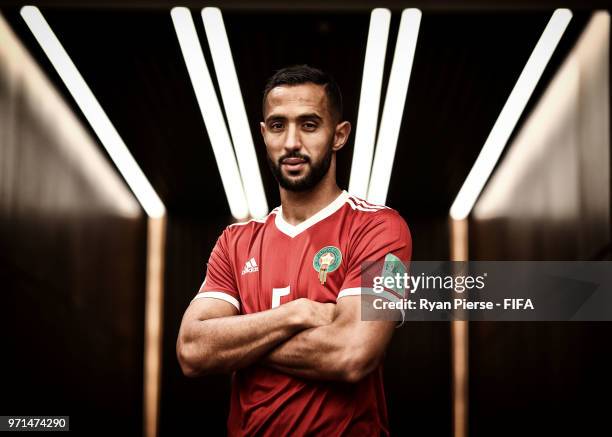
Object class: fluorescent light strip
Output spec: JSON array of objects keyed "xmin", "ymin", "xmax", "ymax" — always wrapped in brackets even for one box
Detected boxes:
[
  {"xmin": 171, "ymin": 7, "xmax": 249, "ymax": 220},
  {"xmin": 449, "ymin": 9, "xmax": 573, "ymax": 221},
  {"xmin": 201, "ymin": 7, "xmax": 268, "ymax": 219},
  {"xmin": 0, "ymin": 12, "xmax": 140, "ymax": 219},
  {"xmin": 20, "ymin": 6, "xmax": 165, "ymax": 219},
  {"xmin": 348, "ymin": 8, "xmax": 391, "ymax": 199},
  {"xmin": 367, "ymin": 9, "xmax": 422, "ymax": 205},
  {"xmin": 473, "ymin": 11, "xmax": 609, "ymax": 222}
]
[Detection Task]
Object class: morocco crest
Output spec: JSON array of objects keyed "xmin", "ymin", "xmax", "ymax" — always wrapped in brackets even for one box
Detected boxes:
[{"xmin": 313, "ymin": 246, "xmax": 342, "ymax": 285}]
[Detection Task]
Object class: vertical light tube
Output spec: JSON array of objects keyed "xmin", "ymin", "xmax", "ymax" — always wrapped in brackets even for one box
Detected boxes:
[
  {"xmin": 171, "ymin": 7, "xmax": 249, "ymax": 220},
  {"xmin": 20, "ymin": 5, "xmax": 165, "ymax": 219},
  {"xmin": 367, "ymin": 8, "xmax": 422, "ymax": 205},
  {"xmin": 450, "ymin": 9, "xmax": 573, "ymax": 220},
  {"xmin": 201, "ymin": 7, "xmax": 268, "ymax": 218},
  {"xmin": 348, "ymin": 8, "xmax": 391, "ymax": 198}
]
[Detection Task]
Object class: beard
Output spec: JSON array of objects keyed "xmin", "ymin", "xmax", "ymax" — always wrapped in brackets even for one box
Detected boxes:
[{"xmin": 267, "ymin": 141, "xmax": 334, "ymax": 192}]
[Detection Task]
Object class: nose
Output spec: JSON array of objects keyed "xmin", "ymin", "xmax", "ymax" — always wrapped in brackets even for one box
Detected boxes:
[{"xmin": 284, "ymin": 123, "xmax": 301, "ymax": 151}]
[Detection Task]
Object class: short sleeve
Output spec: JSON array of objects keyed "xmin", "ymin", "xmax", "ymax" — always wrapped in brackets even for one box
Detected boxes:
[
  {"xmin": 192, "ymin": 229, "xmax": 241, "ymax": 311},
  {"xmin": 338, "ymin": 210, "xmax": 412, "ymax": 300}
]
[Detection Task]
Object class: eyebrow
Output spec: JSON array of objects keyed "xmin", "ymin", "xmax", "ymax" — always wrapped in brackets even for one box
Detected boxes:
[
  {"xmin": 298, "ymin": 113, "xmax": 324, "ymax": 122},
  {"xmin": 265, "ymin": 113, "xmax": 324, "ymax": 123}
]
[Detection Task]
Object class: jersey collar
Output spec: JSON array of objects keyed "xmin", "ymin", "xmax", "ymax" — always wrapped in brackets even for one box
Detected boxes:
[{"xmin": 274, "ymin": 190, "xmax": 349, "ymax": 238}]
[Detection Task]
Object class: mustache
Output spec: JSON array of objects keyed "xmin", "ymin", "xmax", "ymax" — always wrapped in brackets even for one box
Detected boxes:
[{"xmin": 278, "ymin": 152, "xmax": 310, "ymax": 164}]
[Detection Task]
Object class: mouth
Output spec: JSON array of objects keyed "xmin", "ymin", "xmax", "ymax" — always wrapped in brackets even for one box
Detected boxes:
[{"xmin": 281, "ymin": 157, "xmax": 308, "ymax": 172}]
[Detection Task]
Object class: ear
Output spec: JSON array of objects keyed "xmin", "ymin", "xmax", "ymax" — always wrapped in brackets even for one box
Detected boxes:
[
  {"xmin": 332, "ymin": 121, "xmax": 351, "ymax": 152},
  {"xmin": 260, "ymin": 121, "xmax": 266, "ymax": 138}
]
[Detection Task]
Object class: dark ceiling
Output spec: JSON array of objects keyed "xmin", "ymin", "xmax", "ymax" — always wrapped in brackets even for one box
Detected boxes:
[
  {"xmin": 1, "ymin": 1, "xmax": 611, "ymax": 11},
  {"xmin": 0, "ymin": 4, "xmax": 595, "ymax": 255}
]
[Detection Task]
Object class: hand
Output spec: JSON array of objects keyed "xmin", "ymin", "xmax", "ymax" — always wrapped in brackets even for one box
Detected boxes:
[{"xmin": 287, "ymin": 298, "xmax": 336, "ymax": 329}]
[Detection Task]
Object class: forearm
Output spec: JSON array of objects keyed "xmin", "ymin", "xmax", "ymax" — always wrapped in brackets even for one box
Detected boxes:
[
  {"xmin": 263, "ymin": 318, "xmax": 394, "ymax": 383},
  {"xmin": 178, "ymin": 303, "xmax": 305, "ymax": 376},
  {"xmin": 263, "ymin": 323, "xmax": 356, "ymax": 381}
]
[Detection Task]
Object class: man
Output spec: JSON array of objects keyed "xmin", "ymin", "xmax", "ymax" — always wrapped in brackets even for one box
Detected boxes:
[{"xmin": 177, "ymin": 65, "xmax": 411, "ymax": 435}]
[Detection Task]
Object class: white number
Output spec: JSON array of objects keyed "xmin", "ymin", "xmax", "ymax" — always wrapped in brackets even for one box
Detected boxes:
[{"xmin": 271, "ymin": 286, "xmax": 290, "ymax": 308}]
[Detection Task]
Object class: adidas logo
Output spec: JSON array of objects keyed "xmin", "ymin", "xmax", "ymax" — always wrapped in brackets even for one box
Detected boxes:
[{"xmin": 241, "ymin": 257, "xmax": 259, "ymax": 275}]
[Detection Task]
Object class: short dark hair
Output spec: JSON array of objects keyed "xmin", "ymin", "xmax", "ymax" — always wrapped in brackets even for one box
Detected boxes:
[{"xmin": 262, "ymin": 65, "xmax": 343, "ymax": 122}]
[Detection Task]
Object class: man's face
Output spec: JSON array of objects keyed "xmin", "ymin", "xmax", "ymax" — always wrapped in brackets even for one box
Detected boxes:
[{"xmin": 260, "ymin": 83, "xmax": 338, "ymax": 192}]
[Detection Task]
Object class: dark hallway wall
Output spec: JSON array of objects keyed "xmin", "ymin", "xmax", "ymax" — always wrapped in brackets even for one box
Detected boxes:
[
  {"xmin": 0, "ymin": 14, "xmax": 147, "ymax": 436},
  {"xmin": 467, "ymin": 13, "xmax": 611, "ymax": 437}
]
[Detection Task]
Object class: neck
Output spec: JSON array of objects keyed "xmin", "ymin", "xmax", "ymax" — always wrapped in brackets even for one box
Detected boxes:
[{"xmin": 279, "ymin": 166, "xmax": 342, "ymax": 226}]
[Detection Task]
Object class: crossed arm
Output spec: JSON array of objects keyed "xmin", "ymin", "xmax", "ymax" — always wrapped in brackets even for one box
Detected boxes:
[{"xmin": 176, "ymin": 295, "xmax": 396, "ymax": 382}]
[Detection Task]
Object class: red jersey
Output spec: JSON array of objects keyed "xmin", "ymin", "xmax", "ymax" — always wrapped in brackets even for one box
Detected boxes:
[{"xmin": 195, "ymin": 190, "xmax": 412, "ymax": 436}]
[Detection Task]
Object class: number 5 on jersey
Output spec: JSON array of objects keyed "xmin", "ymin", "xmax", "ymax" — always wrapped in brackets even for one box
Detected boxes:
[{"xmin": 271, "ymin": 286, "xmax": 290, "ymax": 308}]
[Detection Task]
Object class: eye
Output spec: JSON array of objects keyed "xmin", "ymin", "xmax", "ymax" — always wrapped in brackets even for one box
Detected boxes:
[
  {"xmin": 303, "ymin": 122, "xmax": 318, "ymax": 131},
  {"xmin": 269, "ymin": 121, "xmax": 284, "ymax": 130}
]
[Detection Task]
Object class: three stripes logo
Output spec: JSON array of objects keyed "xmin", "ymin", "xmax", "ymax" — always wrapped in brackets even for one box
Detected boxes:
[{"xmin": 241, "ymin": 257, "xmax": 259, "ymax": 275}]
